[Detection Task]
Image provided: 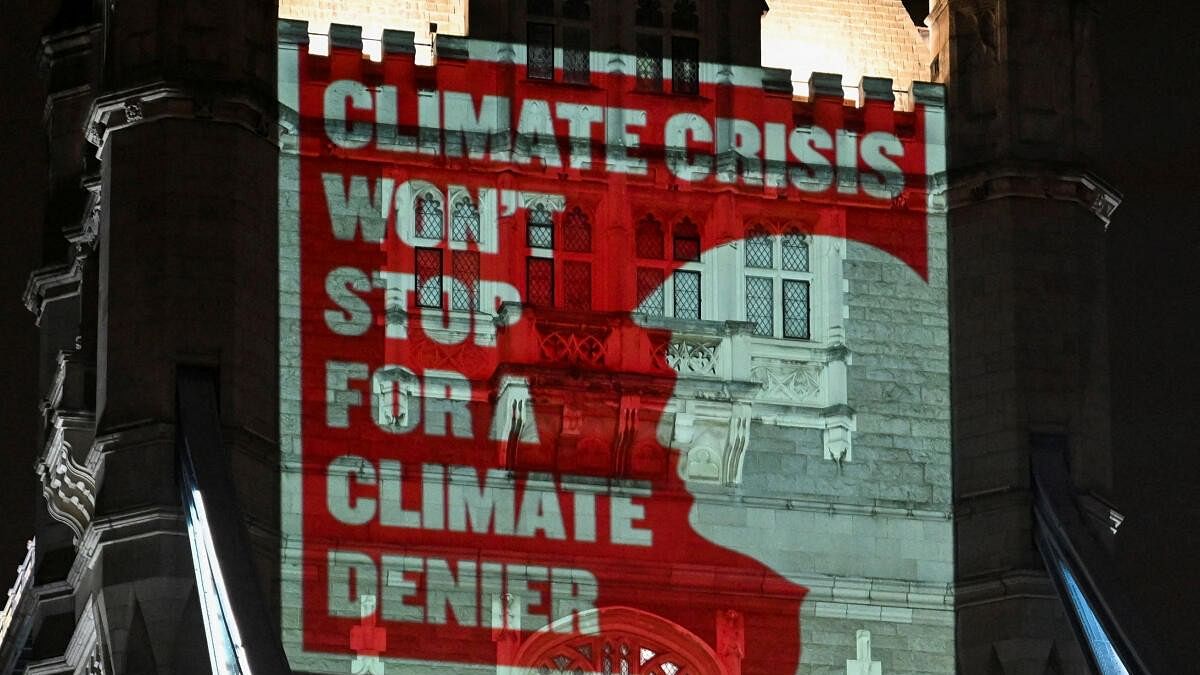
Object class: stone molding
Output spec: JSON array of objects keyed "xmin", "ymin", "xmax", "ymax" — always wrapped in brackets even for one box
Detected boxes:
[
  {"xmin": 947, "ymin": 162, "xmax": 1122, "ymax": 226},
  {"xmin": 37, "ymin": 415, "xmax": 98, "ymax": 543},
  {"xmin": 22, "ymin": 262, "xmax": 81, "ymax": 322},
  {"xmin": 85, "ymin": 83, "xmax": 274, "ymax": 158},
  {"xmin": 955, "ymin": 570, "xmax": 1058, "ymax": 609}
]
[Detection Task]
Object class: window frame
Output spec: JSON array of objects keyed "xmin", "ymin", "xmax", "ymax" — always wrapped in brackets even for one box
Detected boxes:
[
  {"xmin": 741, "ymin": 226, "xmax": 814, "ymax": 340},
  {"xmin": 633, "ymin": 214, "xmax": 707, "ymax": 321}
]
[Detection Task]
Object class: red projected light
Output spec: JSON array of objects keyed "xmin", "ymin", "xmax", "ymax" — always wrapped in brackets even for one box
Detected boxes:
[{"xmin": 280, "ymin": 26, "xmax": 943, "ymax": 674}]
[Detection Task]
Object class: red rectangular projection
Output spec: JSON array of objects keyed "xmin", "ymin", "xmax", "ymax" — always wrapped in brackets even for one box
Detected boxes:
[{"xmin": 279, "ymin": 23, "xmax": 943, "ymax": 674}]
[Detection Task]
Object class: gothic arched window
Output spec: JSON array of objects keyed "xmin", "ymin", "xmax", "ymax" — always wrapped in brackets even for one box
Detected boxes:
[
  {"xmin": 415, "ymin": 192, "xmax": 443, "ymax": 239},
  {"xmin": 450, "ymin": 197, "xmax": 480, "ymax": 243},
  {"xmin": 527, "ymin": 203, "xmax": 555, "ymax": 249},
  {"xmin": 635, "ymin": 215, "xmax": 664, "ymax": 259},
  {"xmin": 672, "ymin": 218, "xmax": 700, "ymax": 261},
  {"xmin": 745, "ymin": 225, "xmax": 772, "ymax": 268},
  {"xmin": 562, "ymin": 206, "xmax": 592, "ymax": 252}
]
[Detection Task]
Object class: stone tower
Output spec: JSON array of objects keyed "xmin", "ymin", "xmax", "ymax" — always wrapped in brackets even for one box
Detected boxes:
[
  {"xmin": 927, "ymin": 0, "xmax": 1121, "ymax": 671},
  {"xmin": 1, "ymin": 0, "xmax": 283, "ymax": 672}
]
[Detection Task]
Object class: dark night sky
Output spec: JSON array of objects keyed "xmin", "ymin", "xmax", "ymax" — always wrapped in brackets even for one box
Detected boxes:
[{"xmin": 0, "ymin": 0, "xmax": 1197, "ymax": 666}]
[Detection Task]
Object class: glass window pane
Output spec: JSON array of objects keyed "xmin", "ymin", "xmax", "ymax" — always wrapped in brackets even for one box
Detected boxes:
[
  {"xmin": 782, "ymin": 232, "xmax": 809, "ymax": 272},
  {"xmin": 562, "ymin": 206, "xmax": 591, "ymax": 252},
  {"xmin": 636, "ymin": 215, "xmax": 665, "ymax": 259},
  {"xmin": 451, "ymin": 250, "xmax": 480, "ymax": 311},
  {"xmin": 673, "ymin": 270, "xmax": 701, "ymax": 320},
  {"xmin": 673, "ymin": 235, "xmax": 700, "ymax": 262},
  {"xmin": 673, "ymin": 218, "xmax": 700, "ymax": 261},
  {"xmin": 563, "ymin": 260, "xmax": 592, "ymax": 310},
  {"xmin": 745, "ymin": 276, "xmax": 773, "ymax": 336},
  {"xmin": 415, "ymin": 248, "xmax": 443, "ymax": 308},
  {"xmin": 745, "ymin": 227, "xmax": 772, "ymax": 268},
  {"xmin": 783, "ymin": 279, "xmax": 810, "ymax": 339},
  {"xmin": 451, "ymin": 198, "xmax": 480, "ymax": 242},
  {"xmin": 671, "ymin": 36, "xmax": 699, "ymax": 95},
  {"xmin": 527, "ymin": 203, "xmax": 554, "ymax": 248},
  {"xmin": 526, "ymin": 257, "xmax": 554, "ymax": 307},
  {"xmin": 563, "ymin": 27, "xmax": 591, "ymax": 84},
  {"xmin": 636, "ymin": 267, "xmax": 665, "ymax": 316},
  {"xmin": 527, "ymin": 22, "xmax": 555, "ymax": 81},
  {"xmin": 416, "ymin": 193, "xmax": 443, "ymax": 239},
  {"xmin": 636, "ymin": 34, "xmax": 663, "ymax": 92}
]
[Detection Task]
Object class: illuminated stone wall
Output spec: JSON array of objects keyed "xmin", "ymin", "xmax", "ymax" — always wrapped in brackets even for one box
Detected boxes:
[
  {"xmin": 279, "ymin": 0, "xmax": 466, "ymax": 61},
  {"xmin": 761, "ymin": 0, "xmax": 930, "ymax": 96}
]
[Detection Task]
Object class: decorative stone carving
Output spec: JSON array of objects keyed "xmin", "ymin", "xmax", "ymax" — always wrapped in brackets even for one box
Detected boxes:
[
  {"xmin": 685, "ymin": 446, "xmax": 720, "ymax": 480},
  {"xmin": 750, "ymin": 361, "xmax": 823, "ymax": 402},
  {"xmin": 122, "ymin": 98, "xmax": 143, "ymax": 122},
  {"xmin": 490, "ymin": 376, "xmax": 540, "ymax": 467},
  {"xmin": 540, "ymin": 329, "xmax": 606, "ymax": 366},
  {"xmin": 663, "ymin": 339, "xmax": 720, "ymax": 376},
  {"xmin": 716, "ymin": 609, "xmax": 745, "ymax": 675},
  {"xmin": 37, "ymin": 425, "xmax": 96, "ymax": 540}
]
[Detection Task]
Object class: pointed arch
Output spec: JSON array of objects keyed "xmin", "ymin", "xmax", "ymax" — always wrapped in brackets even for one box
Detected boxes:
[{"xmin": 513, "ymin": 606, "xmax": 727, "ymax": 675}]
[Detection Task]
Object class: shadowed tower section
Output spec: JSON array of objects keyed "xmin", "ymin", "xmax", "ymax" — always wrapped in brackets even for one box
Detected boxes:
[{"xmin": 928, "ymin": 0, "xmax": 1118, "ymax": 671}]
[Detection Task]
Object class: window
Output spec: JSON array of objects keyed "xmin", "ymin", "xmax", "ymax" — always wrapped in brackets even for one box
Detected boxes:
[
  {"xmin": 525, "ymin": 203, "xmax": 594, "ymax": 311},
  {"xmin": 451, "ymin": 251, "xmax": 480, "ymax": 311},
  {"xmin": 563, "ymin": 261, "xmax": 592, "ymax": 310},
  {"xmin": 563, "ymin": 27, "xmax": 591, "ymax": 84},
  {"xmin": 636, "ymin": 214, "xmax": 665, "ymax": 259},
  {"xmin": 406, "ymin": 189, "xmax": 488, "ymax": 315},
  {"xmin": 783, "ymin": 279, "xmax": 810, "ymax": 339},
  {"xmin": 562, "ymin": 206, "xmax": 591, "ymax": 252},
  {"xmin": 525, "ymin": 2, "xmax": 590, "ymax": 85},
  {"xmin": 450, "ymin": 197, "xmax": 480, "ymax": 243},
  {"xmin": 636, "ymin": 268, "xmax": 665, "ymax": 316},
  {"xmin": 526, "ymin": 257, "xmax": 554, "ymax": 306},
  {"xmin": 673, "ymin": 270, "xmax": 701, "ymax": 320},
  {"xmin": 743, "ymin": 227, "xmax": 811, "ymax": 339},
  {"xmin": 634, "ymin": 214, "xmax": 703, "ymax": 320},
  {"xmin": 527, "ymin": 203, "xmax": 555, "ymax": 248},
  {"xmin": 416, "ymin": 192, "xmax": 443, "ymax": 239},
  {"xmin": 635, "ymin": 34, "xmax": 663, "ymax": 92},
  {"xmin": 634, "ymin": 0, "xmax": 698, "ymax": 95},
  {"xmin": 527, "ymin": 22, "xmax": 555, "ymax": 80},
  {"xmin": 415, "ymin": 248, "xmax": 443, "ymax": 308},
  {"xmin": 671, "ymin": 36, "xmax": 699, "ymax": 95}
]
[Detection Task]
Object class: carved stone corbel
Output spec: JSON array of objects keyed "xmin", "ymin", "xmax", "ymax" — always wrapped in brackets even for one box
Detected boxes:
[{"xmin": 37, "ymin": 418, "xmax": 98, "ymax": 543}]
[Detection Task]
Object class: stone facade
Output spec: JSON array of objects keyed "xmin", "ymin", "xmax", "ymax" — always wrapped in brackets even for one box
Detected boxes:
[
  {"xmin": 761, "ymin": 0, "xmax": 930, "ymax": 96},
  {"xmin": 1, "ymin": 1, "xmax": 1124, "ymax": 674}
]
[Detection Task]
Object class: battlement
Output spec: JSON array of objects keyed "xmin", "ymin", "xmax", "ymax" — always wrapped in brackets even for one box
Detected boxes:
[{"xmin": 278, "ymin": 19, "xmax": 944, "ymax": 116}]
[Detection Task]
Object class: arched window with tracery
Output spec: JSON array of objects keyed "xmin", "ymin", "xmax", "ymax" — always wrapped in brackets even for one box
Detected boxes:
[
  {"xmin": 513, "ymin": 606, "xmax": 727, "ymax": 675},
  {"xmin": 415, "ymin": 192, "xmax": 443, "ymax": 239}
]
